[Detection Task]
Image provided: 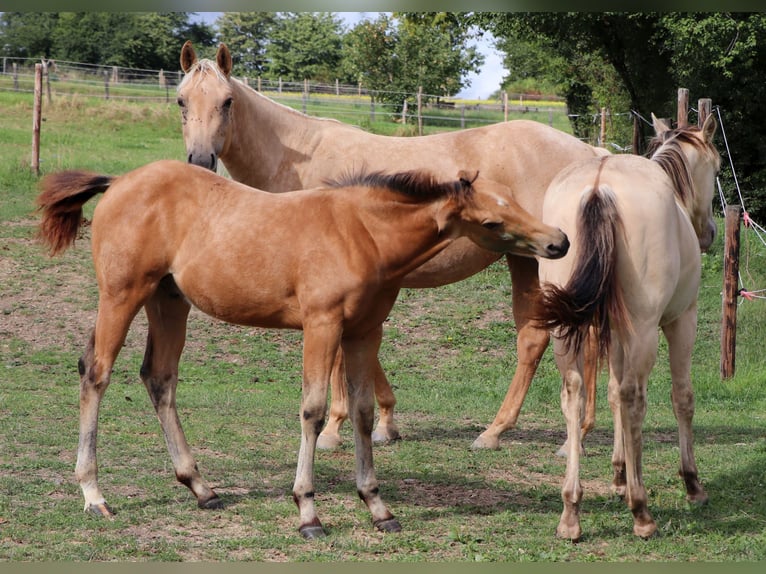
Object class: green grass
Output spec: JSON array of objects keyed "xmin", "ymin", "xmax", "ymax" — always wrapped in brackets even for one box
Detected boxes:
[{"xmin": 1, "ymin": 89, "xmax": 766, "ymax": 562}]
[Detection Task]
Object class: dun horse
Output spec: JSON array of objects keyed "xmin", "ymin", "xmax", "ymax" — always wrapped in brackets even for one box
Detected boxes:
[
  {"xmin": 535, "ymin": 115, "xmax": 719, "ymax": 540},
  {"xmin": 37, "ymin": 160, "xmax": 569, "ymax": 538},
  {"xmin": 177, "ymin": 41, "xmax": 606, "ymax": 452}
]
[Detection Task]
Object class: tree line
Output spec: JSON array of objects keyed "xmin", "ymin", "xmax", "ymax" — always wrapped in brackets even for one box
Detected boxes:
[{"xmin": 2, "ymin": 12, "xmax": 764, "ymax": 218}]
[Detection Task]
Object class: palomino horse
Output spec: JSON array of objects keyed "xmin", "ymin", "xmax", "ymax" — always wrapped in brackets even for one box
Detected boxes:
[
  {"xmin": 177, "ymin": 41, "xmax": 606, "ymax": 451},
  {"xmin": 36, "ymin": 160, "xmax": 569, "ymax": 538},
  {"xmin": 535, "ymin": 114, "xmax": 719, "ymax": 540}
]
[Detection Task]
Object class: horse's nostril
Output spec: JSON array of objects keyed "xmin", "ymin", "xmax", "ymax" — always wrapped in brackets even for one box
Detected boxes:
[{"xmin": 187, "ymin": 154, "xmax": 193, "ymax": 164}]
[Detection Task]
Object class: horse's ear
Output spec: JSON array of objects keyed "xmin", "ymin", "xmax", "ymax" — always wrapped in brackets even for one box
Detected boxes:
[
  {"xmin": 457, "ymin": 169, "xmax": 479, "ymax": 188},
  {"xmin": 701, "ymin": 114, "xmax": 717, "ymax": 143},
  {"xmin": 216, "ymin": 44, "xmax": 233, "ymax": 78},
  {"xmin": 651, "ymin": 113, "xmax": 670, "ymax": 136},
  {"xmin": 180, "ymin": 41, "xmax": 197, "ymax": 73}
]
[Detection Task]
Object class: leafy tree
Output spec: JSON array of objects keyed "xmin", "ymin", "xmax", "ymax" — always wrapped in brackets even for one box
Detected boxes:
[
  {"xmin": 472, "ymin": 12, "xmax": 766, "ymax": 218},
  {"xmin": 660, "ymin": 13, "xmax": 766, "ymax": 217},
  {"xmin": 264, "ymin": 12, "xmax": 343, "ymax": 83},
  {"xmin": 342, "ymin": 13, "xmax": 483, "ymax": 113},
  {"xmin": 471, "ymin": 13, "xmax": 671, "ymax": 147},
  {"xmin": 0, "ymin": 12, "xmax": 60, "ymax": 59},
  {"xmin": 216, "ymin": 12, "xmax": 276, "ymax": 76}
]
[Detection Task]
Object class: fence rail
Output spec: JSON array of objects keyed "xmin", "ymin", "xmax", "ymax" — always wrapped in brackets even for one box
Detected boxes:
[{"xmin": 1, "ymin": 56, "xmax": 568, "ymax": 132}]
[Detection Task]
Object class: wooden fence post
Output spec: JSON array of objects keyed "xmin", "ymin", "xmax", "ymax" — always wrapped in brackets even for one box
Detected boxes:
[
  {"xmin": 599, "ymin": 107, "xmax": 606, "ymax": 147},
  {"xmin": 721, "ymin": 205, "xmax": 742, "ymax": 379},
  {"xmin": 503, "ymin": 91, "xmax": 508, "ymax": 122},
  {"xmin": 677, "ymin": 88, "xmax": 689, "ymax": 128},
  {"xmin": 13, "ymin": 62, "xmax": 18, "ymax": 91},
  {"xmin": 698, "ymin": 98, "xmax": 712, "ymax": 125},
  {"xmin": 103, "ymin": 70, "xmax": 110, "ymax": 99},
  {"xmin": 417, "ymin": 86, "xmax": 423, "ymax": 136},
  {"xmin": 32, "ymin": 63, "xmax": 42, "ymax": 175},
  {"xmin": 401, "ymin": 100, "xmax": 407, "ymax": 124}
]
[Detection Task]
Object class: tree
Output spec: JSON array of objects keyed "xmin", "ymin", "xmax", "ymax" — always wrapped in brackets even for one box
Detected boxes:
[
  {"xmin": 216, "ymin": 12, "xmax": 276, "ymax": 76},
  {"xmin": 264, "ymin": 12, "xmax": 343, "ymax": 83},
  {"xmin": 0, "ymin": 12, "xmax": 60, "ymax": 59},
  {"xmin": 471, "ymin": 13, "xmax": 672, "ymax": 146},
  {"xmin": 341, "ymin": 13, "xmax": 484, "ymax": 113},
  {"xmin": 473, "ymin": 12, "xmax": 766, "ymax": 218}
]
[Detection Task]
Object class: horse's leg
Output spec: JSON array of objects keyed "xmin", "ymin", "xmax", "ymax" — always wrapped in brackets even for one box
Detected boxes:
[
  {"xmin": 619, "ymin": 332, "xmax": 658, "ymax": 538},
  {"xmin": 370, "ymin": 358, "xmax": 400, "ymax": 444},
  {"xmin": 607, "ymin": 347, "xmax": 627, "ymax": 499},
  {"xmin": 662, "ymin": 306, "xmax": 708, "ymax": 504},
  {"xmin": 293, "ymin": 320, "xmax": 341, "ymax": 539},
  {"xmin": 343, "ymin": 325, "xmax": 400, "ymax": 532},
  {"xmin": 552, "ymin": 338, "xmax": 585, "ymax": 541},
  {"xmin": 556, "ymin": 328, "xmax": 599, "ymax": 457},
  {"xmin": 472, "ymin": 255, "xmax": 549, "ymax": 450},
  {"xmin": 317, "ymin": 348, "xmax": 347, "ymax": 450},
  {"xmin": 140, "ymin": 277, "xmax": 221, "ymax": 510},
  {"xmin": 318, "ymin": 352, "xmax": 399, "ymax": 449},
  {"xmin": 75, "ymin": 298, "xmax": 141, "ymax": 517}
]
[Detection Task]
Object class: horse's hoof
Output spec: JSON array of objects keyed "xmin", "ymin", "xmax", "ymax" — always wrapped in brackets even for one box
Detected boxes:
[
  {"xmin": 374, "ymin": 518, "xmax": 402, "ymax": 533},
  {"xmin": 86, "ymin": 502, "xmax": 115, "ymax": 518},
  {"xmin": 317, "ymin": 433, "xmax": 342, "ymax": 451},
  {"xmin": 555, "ymin": 524, "xmax": 582, "ymax": 543},
  {"xmin": 371, "ymin": 431, "xmax": 401, "ymax": 445},
  {"xmin": 299, "ymin": 525, "xmax": 327, "ymax": 539},
  {"xmin": 198, "ymin": 495, "xmax": 224, "ymax": 510},
  {"xmin": 470, "ymin": 435, "xmax": 500, "ymax": 450},
  {"xmin": 634, "ymin": 521, "xmax": 658, "ymax": 539}
]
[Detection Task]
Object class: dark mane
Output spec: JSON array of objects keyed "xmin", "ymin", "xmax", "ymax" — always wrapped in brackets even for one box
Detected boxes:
[
  {"xmin": 645, "ymin": 125, "xmax": 714, "ymax": 207},
  {"xmin": 646, "ymin": 126, "xmax": 700, "ymax": 205},
  {"xmin": 325, "ymin": 170, "xmax": 472, "ymax": 202}
]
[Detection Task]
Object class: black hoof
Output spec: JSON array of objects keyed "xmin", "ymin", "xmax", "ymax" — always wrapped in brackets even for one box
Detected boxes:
[
  {"xmin": 374, "ymin": 518, "xmax": 402, "ymax": 533},
  {"xmin": 198, "ymin": 495, "xmax": 224, "ymax": 510},
  {"xmin": 299, "ymin": 525, "xmax": 327, "ymax": 539}
]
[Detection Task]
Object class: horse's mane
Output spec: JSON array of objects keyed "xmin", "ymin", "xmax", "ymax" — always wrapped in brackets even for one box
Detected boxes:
[
  {"xmin": 325, "ymin": 170, "xmax": 473, "ymax": 202},
  {"xmin": 178, "ymin": 58, "xmax": 345, "ymax": 126},
  {"xmin": 645, "ymin": 126, "xmax": 718, "ymax": 208}
]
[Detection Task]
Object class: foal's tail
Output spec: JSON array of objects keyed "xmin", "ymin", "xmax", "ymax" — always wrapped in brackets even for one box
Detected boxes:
[
  {"xmin": 36, "ymin": 171, "xmax": 114, "ymax": 256},
  {"xmin": 535, "ymin": 185, "xmax": 631, "ymax": 359}
]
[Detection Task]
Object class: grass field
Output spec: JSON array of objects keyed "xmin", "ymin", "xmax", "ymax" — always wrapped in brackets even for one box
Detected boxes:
[{"xmin": 1, "ymin": 90, "xmax": 765, "ymax": 562}]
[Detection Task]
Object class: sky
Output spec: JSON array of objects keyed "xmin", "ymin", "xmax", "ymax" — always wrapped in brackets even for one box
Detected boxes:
[{"xmin": 191, "ymin": 12, "xmax": 507, "ymax": 100}]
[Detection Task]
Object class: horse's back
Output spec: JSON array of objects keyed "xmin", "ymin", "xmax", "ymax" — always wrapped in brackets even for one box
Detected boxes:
[{"xmin": 541, "ymin": 154, "xmax": 700, "ymax": 325}]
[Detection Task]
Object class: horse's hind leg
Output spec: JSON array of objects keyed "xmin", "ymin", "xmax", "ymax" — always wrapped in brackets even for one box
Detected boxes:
[
  {"xmin": 370, "ymin": 358, "xmax": 400, "ymax": 444},
  {"xmin": 76, "ymin": 299, "xmax": 141, "ymax": 517},
  {"xmin": 317, "ymin": 349, "xmax": 348, "ymax": 450},
  {"xmin": 140, "ymin": 276, "xmax": 221, "ymax": 510},
  {"xmin": 318, "ymin": 353, "xmax": 400, "ymax": 450},
  {"xmin": 619, "ymin": 333, "xmax": 658, "ymax": 539},
  {"xmin": 343, "ymin": 326, "xmax": 400, "ymax": 533},
  {"xmin": 552, "ymin": 338, "xmax": 585, "ymax": 541},
  {"xmin": 662, "ymin": 306, "xmax": 707, "ymax": 504}
]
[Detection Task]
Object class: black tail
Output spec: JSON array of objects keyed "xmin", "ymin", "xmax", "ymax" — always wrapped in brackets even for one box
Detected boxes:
[{"xmin": 535, "ymin": 186, "xmax": 630, "ymax": 359}]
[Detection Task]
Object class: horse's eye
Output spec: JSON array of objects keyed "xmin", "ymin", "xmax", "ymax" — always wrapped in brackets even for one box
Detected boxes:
[
  {"xmin": 223, "ymin": 97, "xmax": 233, "ymax": 109},
  {"xmin": 177, "ymin": 97, "xmax": 186, "ymax": 108},
  {"xmin": 482, "ymin": 221, "xmax": 502, "ymax": 231}
]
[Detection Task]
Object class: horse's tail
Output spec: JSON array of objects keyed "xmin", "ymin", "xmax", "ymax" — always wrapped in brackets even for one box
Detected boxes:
[
  {"xmin": 36, "ymin": 171, "xmax": 114, "ymax": 256},
  {"xmin": 535, "ymin": 185, "xmax": 631, "ymax": 359}
]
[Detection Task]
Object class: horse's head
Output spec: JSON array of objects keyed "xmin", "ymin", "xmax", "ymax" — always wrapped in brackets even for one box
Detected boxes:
[
  {"xmin": 651, "ymin": 114, "xmax": 720, "ymax": 252},
  {"xmin": 177, "ymin": 42, "xmax": 235, "ymax": 172},
  {"xmin": 441, "ymin": 171, "xmax": 570, "ymax": 260}
]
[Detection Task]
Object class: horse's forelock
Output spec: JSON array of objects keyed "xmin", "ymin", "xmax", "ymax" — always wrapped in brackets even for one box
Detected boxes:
[{"xmin": 177, "ymin": 59, "xmax": 229, "ymax": 92}]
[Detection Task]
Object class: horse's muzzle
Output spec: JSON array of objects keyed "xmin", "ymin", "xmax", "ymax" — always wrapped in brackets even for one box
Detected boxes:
[{"xmin": 187, "ymin": 152, "xmax": 217, "ymax": 173}]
